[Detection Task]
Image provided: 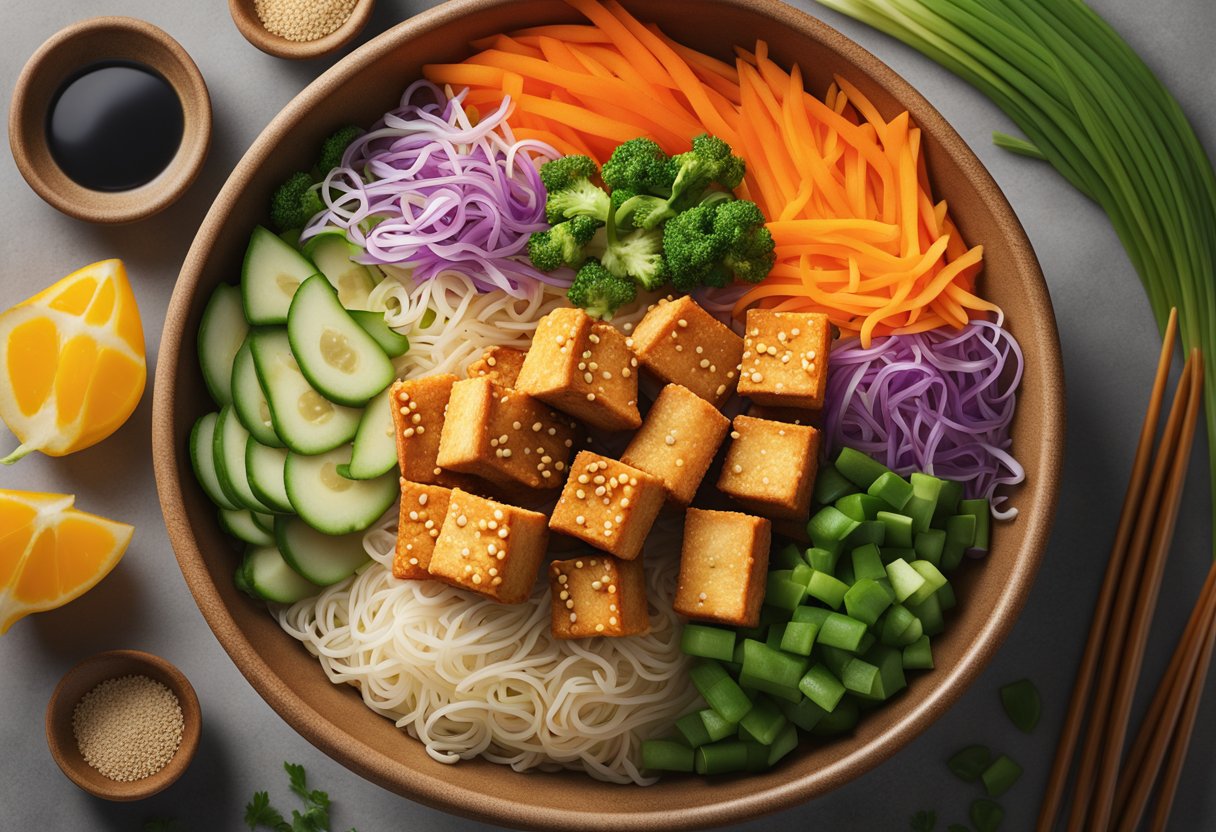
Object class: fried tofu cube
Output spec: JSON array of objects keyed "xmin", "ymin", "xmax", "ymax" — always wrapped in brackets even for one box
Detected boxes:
[
  {"xmin": 736, "ymin": 309, "xmax": 832, "ymax": 410},
  {"xmin": 674, "ymin": 508, "xmax": 771, "ymax": 627},
  {"xmin": 515, "ymin": 307, "xmax": 641, "ymax": 431},
  {"xmin": 717, "ymin": 415, "xmax": 821, "ymax": 520},
  {"xmin": 620, "ymin": 384, "xmax": 730, "ymax": 505},
  {"xmin": 747, "ymin": 402, "xmax": 821, "ymax": 427},
  {"xmin": 428, "ymin": 489, "xmax": 549, "ymax": 603},
  {"xmin": 549, "ymin": 451, "xmax": 666, "ymax": 560},
  {"xmin": 391, "ymin": 374, "xmax": 478, "ymax": 488},
  {"xmin": 628, "ymin": 296, "xmax": 743, "ymax": 407},
  {"xmin": 436, "ymin": 376, "xmax": 577, "ymax": 489},
  {"xmin": 466, "ymin": 345, "xmax": 527, "ymax": 388},
  {"xmin": 392, "ymin": 480, "xmax": 452, "ymax": 580},
  {"xmin": 549, "ymin": 555, "xmax": 649, "ymax": 639}
]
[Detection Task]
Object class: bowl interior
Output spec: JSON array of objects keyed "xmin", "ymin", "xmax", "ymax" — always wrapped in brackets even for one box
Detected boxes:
[
  {"xmin": 8, "ymin": 17, "xmax": 211, "ymax": 224},
  {"xmin": 154, "ymin": 1, "xmax": 1063, "ymax": 829},
  {"xmin": 45, "ymin": 650, "xmax": 202, "ymax": 801},
  {"xmin": 227, "ymin": 0, "xmax": 377, "ymax": 60}
]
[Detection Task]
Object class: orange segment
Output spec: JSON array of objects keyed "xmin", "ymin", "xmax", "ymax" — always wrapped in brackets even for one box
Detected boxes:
[
  {"xmin": 0, "ymin": 489, "xmax": 131, "ymax": 634},
  {"xmin": 0, "ymin": 260, "xmax": 146, "ymax": 462}
]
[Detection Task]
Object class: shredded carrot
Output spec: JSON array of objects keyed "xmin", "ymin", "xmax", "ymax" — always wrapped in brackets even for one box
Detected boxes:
[{"xmin": 420, "ymin": 0, "xmax": 998, "ymax": 343}]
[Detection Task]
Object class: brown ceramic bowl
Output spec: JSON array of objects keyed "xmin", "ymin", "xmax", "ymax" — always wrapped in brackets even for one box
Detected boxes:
[
  {"xmin": 7, "ymin": 17, "xmax": 211, "ymax": 225},
  {"xmin": 228, "ymin": 0, "xmax": 377, "ymax": 60},
  {"xmin": 45, "ymin": 649, "xmax": 202, "ymax": 801},
  {"xmin": 153, "ymin": 1, "xmax": 1064, "ymax": 828}
]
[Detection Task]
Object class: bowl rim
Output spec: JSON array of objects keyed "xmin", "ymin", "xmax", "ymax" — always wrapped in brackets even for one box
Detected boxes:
[
  {"xmin": 227, "ymin": 0, "xmax": 377, "ymax": 60},
  {"xmin": 44, "ymin": 649, "xmax": 202, "ymax": 802},
  {"xmin": 153, "ymin": 0, "xmax": 1064, "ymax": 828},
  {"xmin": 7, "ymin": 16, "xmax": 212, "ymax": 225}
]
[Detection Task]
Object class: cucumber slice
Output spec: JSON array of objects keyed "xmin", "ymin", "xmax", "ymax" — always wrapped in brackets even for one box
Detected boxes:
[
  {"xmin": 234, "ymin": 563, "xmax": 253, "ymax": 597},
  {"xmin": 241, "ymin": 545, "xmax": 320, "ymax": 603},
  {"xmin": 242, "ymin": 225, "xmax": 322, "ymax": 325},
  {"xmin": 213, "ymin": 406, "xmax": 273, "ymax": 513},
  {"xmin": 250, "ymin": 328, "xmax": 361, "ymax": 454},
  {"xmin": 284, "ymin": 445, "xmax": 398, "ymax": 535},
  {"xmin": 302, "ymin": 231, "xmax": 377, "ymax": 310},
  {"xmin": 349, "ymin": 310, "xmax": 410, "ymax": 357},
  {"xmin": 275, "ymin": 516, "xmax": 370, "ymax": 586},
  {"xmin": 345, "ymin": 383, "xmax": 399, "ymax": 479},
  {"xmin": 198, "ymin": 284, "xmax": 249, "ymax": 406},
  {"xmin": 218, "ymin": 508, "xmax": 275, "ymax": 546},
  {"xmin": 190, "ymin": 413, "xmax": 239, "ymax": 510},
  {"xmin": 231, "ymin": 339, "xmax": 284, "ymax": 448},
  {"xmin": 246, "ymin": 439, "xmax": 293, "ymax": 513},
  {"xmin": 287, "ymin": 275, "xmax": 394, "ymax": 406},
  {"xmin": 250, "ymin": 511, "xmax": 277, "ymax": 535}
]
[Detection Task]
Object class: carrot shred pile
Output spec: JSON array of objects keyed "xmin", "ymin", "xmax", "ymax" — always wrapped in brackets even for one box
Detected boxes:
[{"xmin": 423, "ymin": 0, "xmax": 999, "ymax": 344}]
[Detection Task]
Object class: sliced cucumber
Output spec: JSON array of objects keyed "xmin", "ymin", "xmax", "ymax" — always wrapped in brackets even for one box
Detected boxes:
[
  {"xmin": 284, "ymin": 445, "xmax": 398, "ymax": 535},
  {"xmin": 275, "ymin": 516, "xmax": 370, "ymax": 586},
  {"xmin": 287, "ymin": 275, "xmax": 394, "ymax": 406},
  {"xmin": 198, "ymin": 284, "xmax": 249, "ymax": 406},
  {"xmin": 302, "ymin": 231, "xmax": 377, "ymax": 310},
  {"xmin": 190, "ymin": 412, "xmax": 239, "ymax": 510},
  {"xmin": 344, "ymin": 383, "xmax": 399, "ymax": 479},
  {"xmin": 242, "ymin": 225, "xmax": 322, "ymax": 325},
  {"xmin": 234, "ymin": 563, "xmax": 253, "ymax": 597},
  {"xmin": 250, "ymin": 511, "xmax": 277, "ymax": 535},
  {"xmin": 241, "ymin": 545, "xmax": 320, "ymax": 603},
  {"xmin": 250, "ymin": 328, "xmax": 361, "ymax": 454},
  {"xmin": 349, "ymin": 310, "xmax": 410, "ymax": 357},
  {"xmin": 213, "ymin": 406, "xmax": 273, "ymax": 513},
  {"xmin": 246, "ymin": 438, "xmax": 293, "ymax": 513},
  {"xmin": 231, "ymin": 339, "xmax": 284, "ymax": 448},
  {"xmin": 218, "ymin": 508, "xmax": 276, "ymax": 546}
]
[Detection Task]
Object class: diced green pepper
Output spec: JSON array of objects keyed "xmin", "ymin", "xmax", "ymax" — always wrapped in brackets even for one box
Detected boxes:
[
  {"xmin": 999, "ymin": 678, "xmax": 1041, "ymax": 733},
  {"xmin": 982, "ymin": 755, "xmax": 1022, "ymax": 797}
]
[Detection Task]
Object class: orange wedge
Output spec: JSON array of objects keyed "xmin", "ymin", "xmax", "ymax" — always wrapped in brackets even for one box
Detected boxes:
[
  {"xmin": 0, "ymin": 259, "xmax": 146, "ymax": 463},
  {"xmin": 0, "ymin": 488, "xmax": 133, "ymax": 634}
]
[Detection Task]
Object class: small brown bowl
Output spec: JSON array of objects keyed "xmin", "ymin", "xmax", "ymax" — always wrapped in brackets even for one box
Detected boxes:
[
  {"xmin": 7, "ymin": 17, "xmax": 211, "ymax": 225},
  {"xmin": 45, "ymin": 650, "xmax": 201, "ymax": 802},
  {"xmin": 228, "ymin": 0, "xmax": 377, "ymax": 60}
]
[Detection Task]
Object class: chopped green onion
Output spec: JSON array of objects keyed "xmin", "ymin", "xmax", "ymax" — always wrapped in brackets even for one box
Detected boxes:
[
  {"xmin": 970, "ymin": 798, "xmax": 1004, "ymax": 832},
  {"xmin": 699, "ymin": 708, "xmax": 738, "ymax": 742},
  {"xmin": 798, "ymin": 663, "xmax": 846, "ymax": 711},
  {"xmin": 856, "ymin": 645, "xmax": 906, "ymax": 700},
  {"xmin": 780, "ymin": 620, "xmax": 818, "ymax": 655},
  {"xmin": 903, "ymin": 634, "xmax": 934, "ymax": 669},
  {"xmin": 906, "ymin": 561, "xmax": 948, "ymax": 606},
  {"xmin": 835, "ymin": 492, "xmax": 885, "ymax": 522},
  {"xmin": 844, "ymin": 578, "xmax": 894, "ymax": 626},
  {"xmin": 738, "ymin": 696, "xmax": 787, "ymax": 745},
  {"xmin": 880, "ymin": 604, "xmax": 923, "ymax": 647},
  {"xmin": 766, "ymin": 722, "xmax": 799, "ymax": 766},
  {"xmin": 773, "ymin": 542, "xmax": 806, "ymax": 570},
  {"xmin": 877, "ymin": 510, "xmax": 914, "ymax": 547},
  {"xmin": 807, "ymin": 570, "xmax": 850, "ymax": 609},
  {"xmin": 818, "ymin": 612, "xmax": 869, "ymax": 651},
  {"xmin": 886, "ymin": 558, "xmax": 927, "ymax": 603},
  {"xmin": 835, "ymin": 447, "xmax": 890, "ymax": 489},
  {"xmin": 851, "ymin": 543, "xmax": 886, "ymax": 581},
  {"xmin": 777, "ymin": 692, "xmax": 828, "ymax": 730},
  {"xmin": 847, "ymin": 519, "xmax": 887, "ymax": 548},
  {"xmin": 981, "ymin": 754, "xmax": 1022, "ymax": 798},
  {"xmin": 914, "ymin": 529, "xmax": 946, "ymax": 566},
  {"xmin": 808, "ymin": 506, "xmax": 861, "ymax": 548},
  {"xmin": 814, "ymin": 461, "xmax": 856, "ymax": 504},
  {"xmin": 999, "ymin": 678, "xmax": 1041, "ymax": 733},
  {"xmin": 810, "ymin": 696, "xmax": 859, "ymax": 736},
  {"xmin": 676, "ymin": 710, "xmax": 713, "ymax": 748},
  {"xmin": 765, "ymin": 572, "xmax": 808, "ymax": 611},
  {"xmin": 642, "ymin": 739, "xmax": 695, "ymax": 772},
  {"xmin": 681, "ymin": 624, "xmax": 737, "ymax": 662},
  {"xmin": 738, "ymin": 639, "xmax": 808, "ymax": 702},
  {"xmin": 908, "ymin": 592, "xmax": 945, "ymax": 636},
  {"xmin": 694, "ymin": 740, "xmax": 750, "ymax": 775},
  {"xmin": 840, "ymin": 655, "xmax": 879, "ymax": 694},
  {"xmin": 689, "ymin": 660, "xmax": 753, "ymax": 723},
  {"xmin": 947, "ymin": 744, "xmax": 992, "ymax": 783},
  {"xmin": 790, "ymin": 562, "xmax": 814, "ymax": 586},
  {"xmin": 959, "ymin": 498, "xmax": 991, "ymax": 553},
  {"xmin": 805, "ymin": 546, "xmax": 838, "ymax": 574},
  {"xmin": 868, "ymin": 471, "xmax": 913, "ymax": 510},
  {"xmin": 792, "ymin": 605, "xmax": 830, "ymax": 627}
]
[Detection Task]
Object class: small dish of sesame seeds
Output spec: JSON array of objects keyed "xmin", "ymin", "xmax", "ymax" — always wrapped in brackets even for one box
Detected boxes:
[
  {"xmin": 228, "ymin": 0, "xmax": 376, "ymax": 61},
  {"xmin": 45, "ymin": 649, "xmax": 201, "ymax": 801}
]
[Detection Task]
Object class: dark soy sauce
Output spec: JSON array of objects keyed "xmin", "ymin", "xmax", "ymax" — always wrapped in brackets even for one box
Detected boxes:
[{"xmin": 46, "ymin": 61, "xmax": 184, "ymax": 192}]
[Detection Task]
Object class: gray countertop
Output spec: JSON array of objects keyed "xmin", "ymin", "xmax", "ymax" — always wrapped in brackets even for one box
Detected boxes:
[{"xmin": 2, "ymin": 1, "xmax": 1214, "ymax": 829}]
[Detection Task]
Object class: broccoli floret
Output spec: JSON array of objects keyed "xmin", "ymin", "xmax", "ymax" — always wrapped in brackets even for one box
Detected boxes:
[
  {"xmin": 567, "ymin": 259, "xmax": 638, "ymax": 320},
  {"xmin": 317, "ymin": 125, "xmax": 361, "ymax": 173},
  {"xmin": 270, "ymin": 172, "xmax": 325, "ymax": 232},
  {"xmin": 528, "ymin": 215, "xmax": 603, "ymax": 271},
  {"xmin": 585, "ymin": 207, "xmax": 667, "ymax": 290},
  {"xmin": 663, "ymin": 198, "xmax": 774, "ymax": 290},
  {"xmin": 613, "ymin": 133, "xmax": 747, "ymax": 230},
  {"xmin": 600, "ymin": 138, "xmax": 677, "ymax": 195},
  {"xmin": 539, "ymin": 155, "xmax": 611, "ymax": 224}
]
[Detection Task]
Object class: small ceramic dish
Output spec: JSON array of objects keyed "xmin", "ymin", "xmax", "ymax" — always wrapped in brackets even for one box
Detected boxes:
[
  {"xmin": 228, "ymin": 0, "xmax": 377, "ymax": 61},
  {"xmin": 7, "ymin": 17, "xmax": 211, "ymax": 225},
  {"xmin": 45, "ymin": 649, "xmax": 201, "ymax": 801}
]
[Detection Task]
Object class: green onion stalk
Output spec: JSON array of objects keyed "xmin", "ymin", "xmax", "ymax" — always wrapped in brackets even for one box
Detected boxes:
[{"xmin": 813, "ymin": 0, "xmax": 1216, "ymax": 549}]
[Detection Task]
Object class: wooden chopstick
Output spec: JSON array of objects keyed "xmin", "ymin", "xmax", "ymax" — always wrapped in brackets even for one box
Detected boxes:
[
  {"xmin": 1035, "ymin": 309, "xmax": 1179, "ymax": 832},
  {"xmin": 1084, "ymin": 351, "xmax": 1203, "ymax": 831},
  {"xmin": 1115, "ymin": 557, "xmax": 1216, "ymax": 829}
]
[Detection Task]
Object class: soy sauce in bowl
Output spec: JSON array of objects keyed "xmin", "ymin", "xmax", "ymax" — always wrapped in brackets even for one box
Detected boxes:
[{"xmin": 46, "ymin": 61, "xmax": 184, "ymax": 192}]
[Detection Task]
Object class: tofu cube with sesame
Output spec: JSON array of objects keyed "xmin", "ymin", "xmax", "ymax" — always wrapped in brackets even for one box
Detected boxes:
[
  {"xmin": 466, "ymin": 345, "xmax": 528, "ymax": 388},
  {"xmin": 391, "ymin": 374, "xmax": 480, "ymax": 489},
  {"xmin": 549, "ymin": 451, "xmax": 666, "ymax": 560},
  {"xmin": 628, "ymin": 296, "xmax": 743, "ymax": 408},
  {"xmin": 620, "ymin": 384, "xmax": 730, "ymax": 505},
  {"xmin": 674, "ymin": 508, "xmax": 771, "ymax": 627},
  {"xmin": 736, "ymin": 309, "xmax": 832, "ymax": 410},
  {"xmin": 717, "ymin": 415, "xmax": 821, "ymax": 520},
  {"xmin": 515, "ymin": 307, "xmax": 641, "ymax": 431},
  {"xmin": 436, "ymin": 376, "xmax": 577, "ymax": 489},
  {"xmin": 428, "ymin": 489, "xmax": 549, "ymax": 603},
  {"xmin": 549, "ymin": 555, "xmax": 649, "ymax": 639},
  {"xmin": 393, "ymin": 480, "xmax": 452, "ymax": 580}
]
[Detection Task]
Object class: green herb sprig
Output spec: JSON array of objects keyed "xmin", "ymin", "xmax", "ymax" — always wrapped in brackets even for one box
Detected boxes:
[{"xmin": 244, "ymin": 762, "xmax": 357, "ymax": 832}]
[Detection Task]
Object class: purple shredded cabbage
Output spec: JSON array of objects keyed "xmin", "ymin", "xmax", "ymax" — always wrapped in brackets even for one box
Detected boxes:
[
  {"xmin": 302, "ymin": 80, "xmax": 565, "ymax": 297},
  {"xmin": 824, "ymin": 320, "xmax": 1025, "ymax": 518}
]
